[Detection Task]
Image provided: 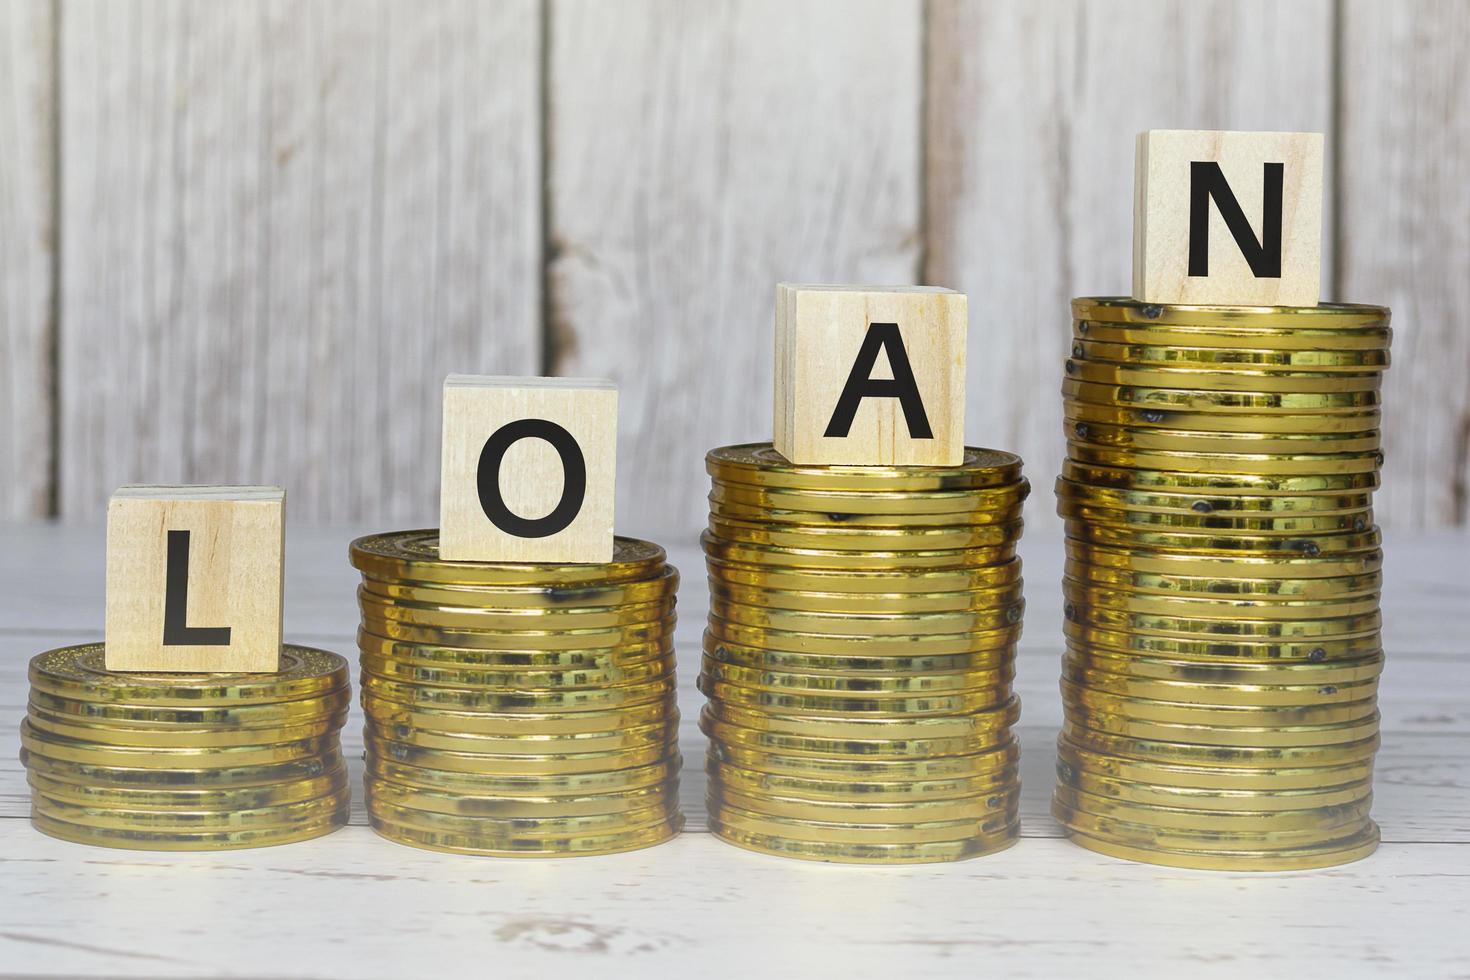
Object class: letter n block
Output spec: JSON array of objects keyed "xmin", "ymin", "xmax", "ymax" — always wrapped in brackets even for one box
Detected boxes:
[
  {"xmin": 104, "ymin": 487, "xmax": 285, "ymax": 673},
  {"xmin": 440, "ymin": 376, "xmax": 617, "ymax": 564},
  {"xmin": 1133, "ymin": 129, "xmax": 1323, "ymax": 306},
  {"xmin": 773, "ymin": 284, "xmax": 967, "ymax": 466}
]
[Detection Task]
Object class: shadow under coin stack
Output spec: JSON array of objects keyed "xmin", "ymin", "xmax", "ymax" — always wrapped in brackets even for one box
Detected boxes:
[
  {"xmin": 348, "ymin": 531, "xmax": 683, "ymax": 856},
  {"xmin": 22, "ymin": 643, "xmax": 351, "ymax": 850},
  {"xmin": 700, "ymin": 444, "xmax": 1029, "ymax": 863},
  {"xmin": 1055, "ymin": 297, "xmax": 1392, "ymax": 870}
]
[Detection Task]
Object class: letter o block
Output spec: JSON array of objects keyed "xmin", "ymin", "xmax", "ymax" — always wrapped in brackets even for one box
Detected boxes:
[
  {"xmin": 1133, "ymin": 129, "xmax": 1323, "ymax": 306},
  {"xmin": 439, "ymin": 376, "xmax": 617, "ymax": 564},
  {"xmin": 774, "ymin": 284, "xmax": 967, "ymax": 466},
  {"xmin": 104, "ymin": 486, "xmax": 285, "ymax": 673}
]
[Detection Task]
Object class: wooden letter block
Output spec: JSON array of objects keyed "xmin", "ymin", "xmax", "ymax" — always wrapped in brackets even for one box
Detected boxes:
[
  {"xmin": 440, "ymin": 375, "xmax": 617, "ymax": 564},
  {"xmin": 1133, "ymin": 129, "xmax": 1323, "ymax": 306},
  {"xmin": 773, "ymin": 284, "xmax": 967, "ymax": 466},
  {"xmin": 105, "ymin": 486, "xmax": 284, "ymax": 673}
]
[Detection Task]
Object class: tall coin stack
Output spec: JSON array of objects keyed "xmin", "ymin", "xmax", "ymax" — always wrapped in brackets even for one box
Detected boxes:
[
  {"xmin": 700, "ymin": 444, "xmax": 1029, "ymax": 863},
  {"xmin": 1055, "ymin": 297, "xmax": 1392, "ymax": 870},
  {"xmin": 22, "ymin": 643, "xmax": 350, "ymax": 850},
  {"xmin": 349, "ymin": 530, "xmax": 683, "ymax": 856}
]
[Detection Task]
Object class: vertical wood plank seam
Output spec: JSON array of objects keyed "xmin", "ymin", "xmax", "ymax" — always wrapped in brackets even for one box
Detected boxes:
[
  {"xmin": 917, "ymin": 0, "xmax": 931, "ymax": 285},
  {"xmin": 1329, "ymin": 0, "xmax": 1344, "ymax": 302},
  {"xmin": 539, "ymin": 0, "xmax": 554, "ymax": 376},
  {"xmin": 45, "ymin": 0, "xmax": 60, "ymax": 516}
]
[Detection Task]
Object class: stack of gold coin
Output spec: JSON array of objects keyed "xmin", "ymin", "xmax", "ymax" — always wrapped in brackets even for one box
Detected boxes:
[
  {"xmin": 348, "ymin": 530, "xmax": 683, "ymax": 857},
  {"xmin": 22, "ymin": 643, "xmax": 350, "ymax": 850},
  {"xmin": 700, "ymin": 444, "xmax": 1029, "ymax": 863},
  {"xmin": 1055, "ymin": 297, "xmax": 1392, "ymax": 871}
]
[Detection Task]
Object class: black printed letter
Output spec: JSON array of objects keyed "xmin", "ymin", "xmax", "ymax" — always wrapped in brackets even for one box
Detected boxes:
[
  {"xmin": 1188, "ymin": 161, "xmax": 1284, "ymax": 279},
  {"xmin": 824, "ymin": 323, "xmax": 933, "ymax": 440},
  {"xmin": 162, "ymin": 529, "xmax": 231, "ymax": 645},
  {"xmin": 476, "ymin": 418, "xmax": 587, "ymax": 538}
]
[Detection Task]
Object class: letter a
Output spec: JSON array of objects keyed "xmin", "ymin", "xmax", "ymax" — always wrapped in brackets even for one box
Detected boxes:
[{"xmin": 823, "ymin": 323, "xmax": 933, "ymax": 440}]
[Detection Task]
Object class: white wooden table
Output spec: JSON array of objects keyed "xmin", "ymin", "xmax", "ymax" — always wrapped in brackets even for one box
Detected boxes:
[{"xmin": 1, "ymin": 522, "xmax": 1466, "ymax": 978}]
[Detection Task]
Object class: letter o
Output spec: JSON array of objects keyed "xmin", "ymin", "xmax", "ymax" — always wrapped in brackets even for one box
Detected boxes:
[{"xmin": 475, "ymin": 419, "xmax": 587, "ymax": 538}]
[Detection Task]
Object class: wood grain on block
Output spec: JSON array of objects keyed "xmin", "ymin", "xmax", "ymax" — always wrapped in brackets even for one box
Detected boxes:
[
  {"xmin": 439, "ymin": 376, "xmax": 616, "ymax": 564},
  {"xmin": 1133, "ymin": 130, "xmax": 1323, "ymax": 306},
  {"xmin": 773, "ymin": 284, "xmax": 966, "ymax": 466},
  {"xmin": 104, "ymin": 487, "xmax": 284, "ymax": 673}
]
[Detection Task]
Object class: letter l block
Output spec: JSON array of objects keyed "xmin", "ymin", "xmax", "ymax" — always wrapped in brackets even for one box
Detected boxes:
[
  {"xmin": 104, "ymin": 486, "xmax": 284, "ymax": 672},
  {"xmin": 773, "ymin": 284, "xmax": 967, "ymax": 466},
  {"xmin": 439, "ymin": 376, "xmax": 617, "ymax": 564}
]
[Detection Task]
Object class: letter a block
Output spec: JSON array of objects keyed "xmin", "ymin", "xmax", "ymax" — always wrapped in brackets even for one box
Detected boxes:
[
  {"xmin": 440, "ymin": 376, "xmax": 617, "ymax": 564},
  {"xmin": 1133, "ymin": 129, "xmax": 1323, "ymax": 306},
  {"xmin": 104, "ymin": 487, "xmax": 285, "ymax": 673},
  {"xmin": 773, "ymin": 284, "xmax": 967, "ymax": 466}
]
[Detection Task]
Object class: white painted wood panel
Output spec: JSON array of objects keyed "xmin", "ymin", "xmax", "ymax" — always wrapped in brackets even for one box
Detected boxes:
[
  {"xmin": 1339, "ymin": 1, "xmax": 1470, "ymax": 527},
  {"xmin": 547, "ymin": 0, "xmax": 924, "ymax": 534},
  {"xmin": 57, "ymin": 0, "xmax": 541, "ymax": 522},
  {"xmin": 925, "ymin": 0, "xmax": 1337, "ymax": 534},
  {"xmin": 0, "ymin": 0, "xmax": 54, "ymax": 519}
]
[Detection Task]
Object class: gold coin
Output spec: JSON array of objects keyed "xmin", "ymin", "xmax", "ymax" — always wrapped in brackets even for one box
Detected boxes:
[
  {"xmin": 358, "ymin": 591, "xmax": 673, "ymax": 632},
  {"xmin": 707, "ymin": 497, "xmax": 1024, "ymax": 531},
  {"xmin": 367, "ymin": 777, "xmax": 676, "ymax": 819},
  {"xmin": 709, "ymin": 479, "xmax": 1028, "ymax": 519},
  {"xmin": 1052, "ymin": 794, "xmax": 1372, "ymax": 847},
  {"xmin": 365, "ymin": 730, "xmax": 678, "ymax": 776},
  {"xmin": 708, "ymin": 616, "xmax": 1021, "ymax": 656},
  {"xmin": 1064, "ymin": 400, "xmax": 1381, "ymax": 435},
  {"xmin": 357, "ymin": 614, "xmax": 675, "ymax": 651},
  {"xmin": 29, "ymin": 644, "xmax": 349, "ymax": 707},
  {"xmin": 356, "ymin": 629, "xmax": 672, "ymax": 669},
  {"xmin": 20, "ymin": 746, "xmax": 346, "ymax": 790},
  {"xmin": 359, "ymin": 671, "xmax": 676, "ymax": 713},
  {"xmin": 1064, "ymin": 358, "xmax": 1382, "ymax": 393},
  {"xmin": 707, "ymin": 444, "xmax": 1023, "ymax": 492},
  {"xmin": 359, "ymin": 649, "xmax": 673, "ymax": 690},
  {"xmin": 707, "ymin": 782, "xmax": 1018, "ymax": 826},
  {"xmin": 709, "ymin": 597, "xmax": 1023, "ymax": 636},
  {"xmin": 362, "ymin": 716, "xmax": 673, "ymax": 756},
  {"xmin": 1064, "ymin": 602, "xmax": 1380, "ymax": 641},
  {"xmin": 32, "ymin": 807, "xmax": 347, "ymax": 852},
  {"xmin": 1070, "ymin": 338, "xmax": 1390, "ymax": 372},
  {"xmin": 704, "ymin": 631, "xmax": 1012, "ymax": 675},
  {"xmin": 1063, "ymin": 645, "xmax": 1383, "ymax": 686},
  {"xmin": 21, "ymin": 720, "xmax": 338, "ymax": 769},
  {"xmin": 1065, "ymin": 539, "xmax": 1383, "ymax": 579},
  {"xmin": 365, "ymin": 752, "xmax": 682, "ymax": 797},
  {"xmin": 698, "ymin": 675, "xmax": 1012, "ymax": 718},
  {"xmin": 710, "ymin": 819, "xmax": 1017, "ymax": 864},
  {"xmin": 1055, "ymin": 763, "xmax": 1372, "ymax": 813},
  {"xmin": 699, "ymin": 531, "xmax": 1011, "ymax": 570},
  {"xmin": 32, "ymin": 787, "xmax": 350, "ymax": 833},
  {"xmin": 25, "ymin": 705, "xmax": 350, "ymax": 748},
  {"xmin": 365, "ymin": 795, "xmax": 677, "ymax": 839},
  {"xmin": 1059, "ymin": 724, "xmax": 1378, "ymax": 769},
  {"xmin": 361, "ymin": 692, "xmax": 676, "ymax": 737},
  {"xmin": 707, "ymin": 514, "xmax": 1024, "ymax": 553},
  {"xmin": 708, "ymin": 577, "xmax": 1026, "ymax": 615},
  {"xmin": 1062, "ymin": 678, "xmax": 1379, "ymax": 723},
  {"xmin": 349, "ymin": 530, "xmax": 667, "ymax": 586},
  {"xmin": 706, "ymin": 756, "xmax": 1016, "ymax": 803},
  {"xmin": 1063, "ymin": 418, "xmax": 1382, "ymax": 456},
  {"xmin": 1055, "ymin": 476, "xmax": 1377, "ymax": 516},
  {"xmin": 27, "ymin": 765, "xmax": 349, "ymax": 811},
  {"xmin": 710, "ymin": 737, "xmax": 1019, "ymax": 782},
  {"xmin": 1055, "ymin": 738, "xmax": 1373, "ymax": 791},
  {"xmin": 1060, "ymin": 661, "xmax": 1379, "ymax": 708},
  {"xmin": 1062, "ymin": 704, "xmax": 1380, "ymax": 748},
  {"xmin": 1060, "ymin": 823, "xmax": 1379, "ymax": 871},
  {"xmin": 709, "ymin": 797, "xmax": 1018, "ymax": 845},
  {"xmin": 700, "ymin": 654, "xmax": 1013, "ymax": 696},
  {"xmin": 705, "ymin": 554, "xmax": 1023, "ymax": 593},
  {"xmin": 1061, "ymin": 579, "xmax": 1381, "ymax": 621},
  {"xmin": 1061, "ymin": 459, "xmax": 1378, "ymax": 495},
  {"xmin": 358, "ymin": 565, "xmax": 679, "ymax": 609},
  {"xmin": 1065, "ymin": 620, "xmax": 1383, "ymax": 663},
  {"xmin": 1053, "ymin": 781, "xmax": 1373, "ymax": 835},
  {"xmin": 1058, "ymin": 498, "xmax": 1372, "ymax": 535},
  {"xmin": 1064, "ymin": 525, "xmax": 1382, "ymax": 561},
  {"xmin": 368, "ymin": 812, "xmax": 682, "ymax": 857},
  {"xmin": 26, "ymin": 686, "xmax": 353, "ymax": 729},
  {"xmin": 700, "ymin": 702, "xmax": 1019, "ymax": 754},
  {"xmin": 1066, "ymin": 443, "xmax": 1381, "ymax": 477},
  {"xmin": 1072, "ymin": 296, "xmax": 1390, "ymax": 333},
  {"xmin": 1062, "ymin": 558, "xmax": 1380, "ymax": 599},
  {"xmin": 1063, "ymin": 378, "xmax": 1382, "ymax": 413}
]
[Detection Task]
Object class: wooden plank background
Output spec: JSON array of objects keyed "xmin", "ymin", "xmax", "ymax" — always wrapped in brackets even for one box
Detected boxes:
[{"xmin": 0, "ymin": 0, "xmax": 1465, "ymax": 530}]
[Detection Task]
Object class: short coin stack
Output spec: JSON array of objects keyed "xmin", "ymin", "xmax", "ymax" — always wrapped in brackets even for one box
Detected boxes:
[
  {"xmin": 1055, "ymin": 297, "xmax": 1392, "ymax": 870},
  {"xmin": 349, "ymin": 530, "xmax": 683, "ymax": 856},
  {"xmin": 22, "ymin": 643, "xmax": 350, "ymax": 850},
  {"xmin": 700, "ymin": 444, "xmax": 1029, "ymax": 863}
]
